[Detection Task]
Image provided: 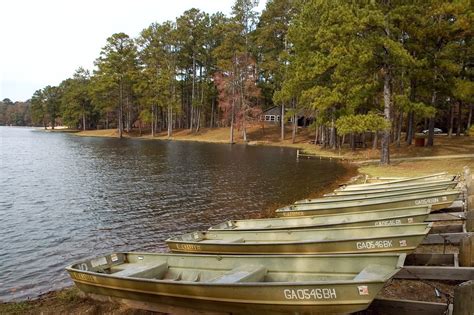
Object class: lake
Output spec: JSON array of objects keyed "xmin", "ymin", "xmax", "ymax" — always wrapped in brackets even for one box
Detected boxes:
[{"xmin": 0, "ymin": 127, "xmax": 347, "ymax": 301}]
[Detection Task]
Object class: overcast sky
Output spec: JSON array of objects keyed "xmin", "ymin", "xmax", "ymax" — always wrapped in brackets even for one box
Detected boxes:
[{"xmin": 0, "ymin": 0, "xmax": 266, "ymax": 102}]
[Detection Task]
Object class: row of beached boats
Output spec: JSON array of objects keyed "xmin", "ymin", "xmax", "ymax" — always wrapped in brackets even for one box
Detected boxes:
[{"xmin": 67, "ymin": 172, "xmax": 463, "ymax": 314}]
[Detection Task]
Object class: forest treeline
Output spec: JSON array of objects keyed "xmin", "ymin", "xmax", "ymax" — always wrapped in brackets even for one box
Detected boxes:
[{"xmin": 7, "ymin": 0, "xmax": 474, "ymax": 163}]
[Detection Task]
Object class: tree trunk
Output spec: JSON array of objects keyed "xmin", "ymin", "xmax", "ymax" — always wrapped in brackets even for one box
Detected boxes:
[
  {"xmin": 321, "ymin": 126, "xmax": 326, "ymax": 148},
  {"xmin": 210, "ymin": 98, "xmax": 215, "ymax": 128},
  {"xmin": 167, "ymin": 105, "xmax": 173, "ymax": 138},
  {"xmin": 467, "ymin": 104, "xmax": 473, "ymax": 135},
  {"xmin": 314, "ymin": 124, "xmax": 319, "ymax": 145},
  {"xmin": 456, "ymin": 102, "xmax": 462, "ymax": 136},
  {"xmin": 118, "ymin": 79, "xmax": 123, "ymax": 139},
  {"xmin": 380, "ymin": 68, "xmax": 391, "ymax": 165},
  {"xmin": 82, "ymin": 104, "xmax": 86, "ymax": 131},
  {"xmin": 196, "ymin": 107, "xmax": 201, "ymax": 133},
  {"xmin": 406, "ymin": 111, "xmax": 414, "ymax": 145},
  {"xmin": 350, "ymin": 133, "xmax": 355, "ymax": 151},
  {"xmin": 426, "ymin": 91, "xmax": 437, "ymax": 147},
  {"xmin": 448, "ymin": 103, "xmax": 454, "ymax": 137},
  {"xmin": 292, "ymin": 113, "xmax": 297, "ymax": 144},
  {"xmin": 151, "ymin": 105, "xmax": 155, "ymax": 137},
  {"xmin": 373, "ymin": 132, "xmax": 378, "ymax": 149},
  {"xmin": 125, "ymin": 96, "xmax": 131, "ymax": 133},
  {"xmin": 427, "ymin": 117, "xmax": 435, "ymax": 146},
  {"xmin": 396, "ymin": 111, "xmax": 402, "ymax": 147},
  {"xmin": 281, "ymin": 103, "xmax": 285, "ymax": 140},
  {"xmin": 329, "ymin": 107, "xmax": 336, "ymax": 149},
  {"xmin": 230, "ymin": 83, "xmax": 235, "ymax": 144}
]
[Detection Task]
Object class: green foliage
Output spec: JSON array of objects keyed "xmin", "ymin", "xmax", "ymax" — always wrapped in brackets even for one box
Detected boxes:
[
  {"xmin": 24, "ymin": 0, "xmax": 471, "ymax": 143},
  {"xmin": 336, "ymin": 114, "xmax": 390, "ymax": 136}
]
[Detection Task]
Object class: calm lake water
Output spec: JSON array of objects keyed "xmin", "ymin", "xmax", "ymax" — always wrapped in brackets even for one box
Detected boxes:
[{"xmin": 0, "ymin": 127, "xmax": 347, "ymax": 301}]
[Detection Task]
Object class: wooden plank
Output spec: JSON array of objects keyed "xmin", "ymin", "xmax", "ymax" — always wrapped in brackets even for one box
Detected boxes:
[
  {"xmin": 422, "ymin": 233, "xmax": 474, "ymax": 245},
  {"xmin": 367, "ymin": 298, "xmax": 448, "ymax": 315},
  {"xmin": 405, "ymin": 253, "xmax": 455, "ymax": 266},
  {"xmin": 430, "ymin": 225, "xmax": 464, "ymax": 234},
  {"xmin": 438, "ymin": 200, "xmax": 465, "ymax": 211},
  {"xmin": 453, "ymin": 280, "xmax": 474, "ymax": 315},
  {"xmin": 466, "ymin": 211, "xmax": 474, "ymax": 232},
  {"xmin": 395, "ymin": 266, "xmax": 474, "ymax": 281},
  {"xmin": 426, "ymin": 212, "xmax": 465, "ymax": 221},
  {"xmin": 459, "ymin": 235, "xmax": 474, "ymax": 267}
]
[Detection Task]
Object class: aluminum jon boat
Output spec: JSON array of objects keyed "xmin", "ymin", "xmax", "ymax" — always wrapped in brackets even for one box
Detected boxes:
[
  {"xmin": 357, "ymin": 172, "xmax": 449, "ymax": 184},
  {"xmin": 326, "ymin": 180, "xmax": 458, "ymax": 196},
  {"xmin": 166, "ymin": 223, "xmax": 431, "ymax": 255},
  {"xmin": 295, "ymin": 187, "xmax": 456, "ymax": 204},
  {"xmin": 276, "ymin": 190, "xmax": 460, "ymax": 217},
  {"xmin": 336, "ymin": 174, "xmax": 458, "ymax": 191},
  {"xmin": 209, "ymin": 206, "xmax": 431, "ymax": 231},
  {"xmin": 66, "ymin": 252, "xmax": 405, "ymax": 314}
]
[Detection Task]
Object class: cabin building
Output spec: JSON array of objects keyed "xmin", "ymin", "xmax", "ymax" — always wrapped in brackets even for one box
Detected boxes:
[
  {"xmin": 262, "ymin": 106, "xmax": 283, "ymax": 123},
  {"xmin": 261, "ymin": 106, "xmax": 313, "ymax": 127}
]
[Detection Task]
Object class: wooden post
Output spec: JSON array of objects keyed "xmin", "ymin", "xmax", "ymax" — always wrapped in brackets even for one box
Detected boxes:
[
  {"xmin": 453, "ymin": 280, "xmax": 474, "ymax": 315},
  {"xmin": 468, "ymin": 195, "xmax": 474, "ymax": 212},
  {"xmin": 466, "ymin": 211, "xmax": 474, "ymax": 232},
  {"xmin": 464, "ymin": 166, "xmax": 472, "ymax": 196},
  {"xmin": 459, "ymin": 235, "xmax": 474, "ymax": 267}
]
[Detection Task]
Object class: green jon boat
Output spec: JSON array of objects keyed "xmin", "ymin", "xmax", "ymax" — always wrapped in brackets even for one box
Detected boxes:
[
  {"xmin": 166, "ymin": 223, "xmax": 431, "ymax": 255},
  {"xmin": 276, "ymin": 190, "xmax": 460, "ymax": 217},
  {"xmin": 66, "ymin": 252, "xmax": 405, "ymax": 314},
  {"xmin": 359, "ymin": 172, "xmax": 449, "ymax": 184},
  {"xmin": 327, "ymin": 180, "xmax": 458, "ymax": 196},
  {"xmin": 295, "ymin": 187, "xmax": 457, "ymax": 204},
  {"xmin": 337, "ymin": 174, "xmax": 457, "ymax": 191},
  {"xmin": 209, "ymin": 206, "xmax": 431, "ymax": 231}
]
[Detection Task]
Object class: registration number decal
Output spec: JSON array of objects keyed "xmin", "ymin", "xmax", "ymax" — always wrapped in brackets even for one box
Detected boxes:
[
  {"xmin": 415, "ymin": 197, "xmax": 439, "ymax": 205},
  {"xmin": 356, "ymin": 240, "xmax": 393, "ymax": 250},
  {"xmin": 374, "ymin": 219, "xmax": 402, "ymax": 226},
  {"xmin": 283, "ymin": 288, "xmax": 337, "ymax": 300}
]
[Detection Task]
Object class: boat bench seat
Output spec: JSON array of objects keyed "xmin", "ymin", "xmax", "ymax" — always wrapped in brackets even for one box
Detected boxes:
[
  {"xmin": 211, "ymin": 264, "xmax": 267, "ymax": 283},
  {"xmin": 113, "ymin": 262, "xmax": 168, "ymax": 278},
  {"xmin": 201, "ymin": 237, "xmax": 244, "ymax": 244},
  {"xmin": 353, "ymin": 264, "xmax": 393, "ymax": 281}
]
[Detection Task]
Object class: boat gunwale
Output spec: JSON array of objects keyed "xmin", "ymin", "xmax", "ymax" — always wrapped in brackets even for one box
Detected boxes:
[
  {"xmin": 338, "ymin": 172, "xmax": 450, "ymax": 188},
  {"xmin": 66, "ymin": 253, "xmax": 406, "ymax": 287},
  {"xmin": 166, "ymin": 224, "xmax": 432, "ymax": 246},
  {"xmin": 336, "ymin": 177, "xmax": 458, "ymax": 191},
  {"xmin": 329, "ymin": 181, "xmax": 459, "ymax": 195},
  {"xmin": 209, "ymin": 206, "xmax": 432, "ymax": 231},
  {"xmin": 297, "ymin": 187, "xmax": 457, "ymax": 204},
  {"xmin": 277, "ymin": 190, "xmax": 461, "ymax": 212}
]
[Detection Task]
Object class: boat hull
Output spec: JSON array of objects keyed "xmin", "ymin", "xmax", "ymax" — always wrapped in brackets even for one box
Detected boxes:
[
  {"xmin": 71, "ymin": 277, "xmax": 381, "ymax": 314},
  {"xmin": 167, "ymin": 224, "xmax": 431, "ymax": 255},
  {"xmin": 209, "ymin": 206, "xmax": 431, "ymax": 231},
  {"xmin": 296, "ymin": 187, "xmax": 455, "ymax": 204},
  {"xmin": 66, "ymin": 253, "xmax": 404, "ymax": 314},
  {"xmin": 276, "ymin": 191, "xmax": 460, "ymax": 217},
  {"xmin": 329, "ymin": 181, "xmax": 458, "ymax": 196},
  {"xmin": 336, "ymin": 177, "xmax": 457, "ymax": 191}
]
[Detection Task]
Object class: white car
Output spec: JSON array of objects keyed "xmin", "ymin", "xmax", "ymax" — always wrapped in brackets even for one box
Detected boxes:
[{"xmin": 422, "ymin": 128, "xmax": 442, "ymax": 135}]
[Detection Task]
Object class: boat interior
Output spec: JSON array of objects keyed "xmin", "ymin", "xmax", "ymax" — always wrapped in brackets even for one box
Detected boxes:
[
  {"xmin": 70, "ymin": 253, "xmax": 402, "ymax": 284},
  {"xmin": 168, "ymin": 223, "xmax": 430, "ymax": 243},
  {"xmin": 208, "ymin": 206, "xmax": 431, "ymax": 230}
]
